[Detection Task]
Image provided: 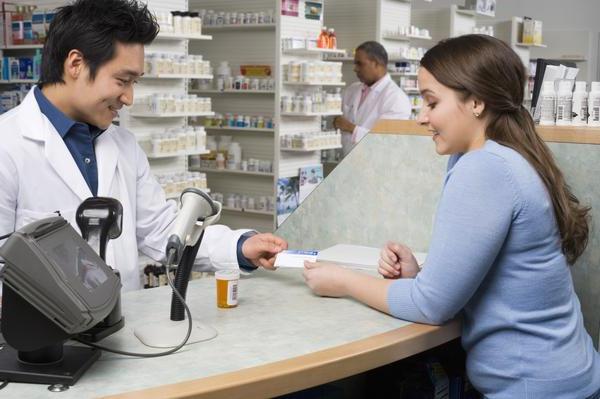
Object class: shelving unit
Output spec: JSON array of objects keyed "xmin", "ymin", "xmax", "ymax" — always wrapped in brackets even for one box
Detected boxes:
[
  {"xmin": 202, "ymin": 23, "xmax": 276, "ymax": 32},
  {"xmin": 141, "ymin": 73, "xmax": 214, "ymax": 79},
  {"xmin": 129, "ymin": 111, "xmax": 214, "ymax": 118},
  {"xmin": 187, "ymin": 0, "xmax": 349, "ymax": 231},
  {"xmin": 205, "ymin": 126, "xmax": 275, "ymax": 133},
  {"xmin": 187, "ymin": 0, "xmax": 280, "ymax": 232},
  {"xmin": 193, "ymin": 168, "xmax": 275, "ymax": 178},
  {"xmin": 155, "ymin": 32, "xmax": 212, "ymax": 40},
  {"xmin": 282, "ymin": 81, "xmax": 345, "ymax": 87},
  {"xmin": 147, "ymin": 149, "xmax": 210, "ymax": 159},
  {"xmin": 118, "ymin": 0, "xmax": 214, "ymax": 190},
  {"xmin": 326, "ymin": 0, "xmax": 424, "ymax": 119},
  {"xmin": 281, "ymin": 111, "xmax": 343, "ymax": 117},
  {"xmin": 190, "ymin": 89, "xmax": 275, "ymax": 95}
]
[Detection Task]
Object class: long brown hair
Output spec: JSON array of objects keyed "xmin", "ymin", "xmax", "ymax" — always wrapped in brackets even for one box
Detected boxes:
[{"xmin": 420, "ymin": 34, "xmax": 590, "ymax": 264}]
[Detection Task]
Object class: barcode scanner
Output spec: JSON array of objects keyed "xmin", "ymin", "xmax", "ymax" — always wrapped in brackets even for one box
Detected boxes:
[
  {"xmin": 76, "ymin": 197, "xmax": 123, "ymax": 260},
  {"xmin": 75, "ymin": 197, "xmax": 125, "ymax": 341}
]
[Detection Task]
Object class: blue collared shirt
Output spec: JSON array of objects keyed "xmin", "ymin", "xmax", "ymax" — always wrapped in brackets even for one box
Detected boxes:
[{"xmin": 34, "ymin": 86, "xmax": 102, "ymax": 196}]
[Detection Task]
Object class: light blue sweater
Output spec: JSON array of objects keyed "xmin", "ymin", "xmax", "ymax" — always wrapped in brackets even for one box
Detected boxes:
[{"xmin": 387, "ymin": 140, "xmax": 600, "ymax": 398}]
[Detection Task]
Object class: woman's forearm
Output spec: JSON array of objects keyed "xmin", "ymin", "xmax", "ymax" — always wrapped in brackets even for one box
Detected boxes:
[{"xmin": 342, "ymin": 270, "xmax": 395, "ymax": 314}]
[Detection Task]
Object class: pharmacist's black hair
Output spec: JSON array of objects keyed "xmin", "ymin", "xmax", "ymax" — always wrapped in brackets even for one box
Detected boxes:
[
  {"xmin": 356, "ymin": 41, "xmax": 388, "ymax": 66},
  {"xmin": 40, "ymin": 0, "xmax": 159, "ymax": 85}
]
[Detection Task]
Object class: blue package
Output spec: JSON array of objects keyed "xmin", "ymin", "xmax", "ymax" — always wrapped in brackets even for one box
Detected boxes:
[{"xmin": 19, "ymin": 58, "xmax": 33, "ymax": 80}]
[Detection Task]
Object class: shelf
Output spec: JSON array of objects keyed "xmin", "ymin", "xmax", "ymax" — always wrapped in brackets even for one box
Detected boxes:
[
  {"xmin": 202, "ymin": 23, "xmax": 276, "ymax": 32},
  {"xmin": 193, "ymin": 168, "xmax": 274, "ymax": 177},
  {"xmin": 129, "ymin": 111, "xmax": 215, "ymax": 118},
  {"xmin": 283, "ymin": 48, "xmax": 347, "ymax": 56},
  {"xmin": 204, "ymin": 126, "xmax": 275, "ymax": 133},
  {"xmin": 190, "ymin": 89, "xmax": 275, "ymax": 95},
  {"xmin": 515, "ymin": 43, "xmax": 548, "ymax": 48},
  {"xmin": 281, "ymin": 145, "xmax": 342, "ymax": 152},
  {"xmin": 281, "ymin": 111, "xmax": 343, "ymax": 117},
  {"xmin": 283, "ymin": 81, "xmax": 345, "ymax": 87},
  {"xmin": 554, "ymin": 57, "xmax": 587, "ymax": 63},
  {"xmin": 0, "ymin": 79, "xmax": 36, "ymax": 84},
  {"xmin": 141, "ymin": 74, "xmax": 213, "ymax": 80},
  {"xmin": 222, "ymin": 206, "xmax": 274, "ymax": 216},
  {"xmin": 155, "ymin": 32, "xmax": 212, "ymax": 40},
  {"xmin": 402, "ymin": 88, "xmax": 420, "ymax": 94},
  {"xmin": 323, "ymin": 56, "xmax": 355, "ymax": 62},
  {"xmin": 455, "ymin": 7, "xmax": 495, "ymax": 18},
  {"xmin": 147, "ymin": 149, "xmax": 209, "ymax": 159},
  {"xmin": 390, "ymin": 72, "xmax": 418, "ymax": 77},
  {"xmin": 2, "ymin": 44, "xmax": 44, "ymax": 49},
  {"xmin": 382, "ymin": 35, "xmax": 432, "ymax": 42},
  {"xmin": 167, "ymin": 188, "xmax": 210, "ymax": 200}
]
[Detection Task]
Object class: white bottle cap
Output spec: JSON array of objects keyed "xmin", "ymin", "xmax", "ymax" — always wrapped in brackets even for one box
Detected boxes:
[
  {"xmin": 558, "ymin": 80, "xmax": 572, "ymax": 93},
  {"xmin": 591, "ymin": 82, "xmax": 600, "ymax": 92},
  {"xmin": 542, "ymin": 81, "xmax": 555, "ymax": 93},
  {"xmin": 574, "ymin": 81, "xmax": 587, "ymax": 92}
]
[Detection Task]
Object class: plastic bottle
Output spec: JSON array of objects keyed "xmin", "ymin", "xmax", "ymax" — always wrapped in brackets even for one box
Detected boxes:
[
  {"xmin": 555, "ymin": 80, "xmax": 573, "ymax": 126},
  {"xmin": 539, "ymin": 81, "xmax": 556, "ymax": 126},
  {"xmin": 328, "ymin": 28, "xmax": 337, "ymax": 49},
  {"xmin": 588, "ymin": 82, "xmax": 600, "ymax": 127},
  {"xmin": 33, "ymin": 49, "xmax": 42, "ymax": 81},
  {"xmin": 571, "ymin": 81, "xmax": 588, "ymax": 126},
  {"xmin": 228, "ymin": 142, "xmax": 242, "ymax": 169},
  {"xmin": 318, "ymin": 27, "xmax": 329, "ymax": 49}
]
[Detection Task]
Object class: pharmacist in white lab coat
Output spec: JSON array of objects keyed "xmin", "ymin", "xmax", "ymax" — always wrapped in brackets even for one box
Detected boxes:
[
  {"xmin": 334, "ymin": 41, "xmax": 411, "ymax": 155},
  {"xmin": 0, "ymin": 0, "xmax": 287, "ymax": 293}
]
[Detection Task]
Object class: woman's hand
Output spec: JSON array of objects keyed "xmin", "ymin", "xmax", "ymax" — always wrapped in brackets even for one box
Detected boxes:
[
  {"xmin": 303, "ymin": 261, "xmax": 352, "ymax": 297},
  {"xmin": 378, "ymin": 241, "xmax": 420, "ymax": 279}
]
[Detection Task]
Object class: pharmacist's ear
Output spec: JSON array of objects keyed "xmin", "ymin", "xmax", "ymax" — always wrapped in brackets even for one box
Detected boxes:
[{"xmin": 63, "ymin": 49, "xmax": 85, "ymax": 81}]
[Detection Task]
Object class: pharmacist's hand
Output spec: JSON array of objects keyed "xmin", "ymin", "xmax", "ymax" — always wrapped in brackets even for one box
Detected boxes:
[
  {"xmin": 242, "ymin": 233, "xmax": 288, "ymax": 270},
  {"xmin": 378, "ymin": 242, "xmax": 419, "ymax": 279},
  {"xmin": 333, "ymin": 116, "xmax": 356, "ymax": 133},
  {"xmin": 303, "ymin": 261, "xmax": 350, "ymax": 298}
]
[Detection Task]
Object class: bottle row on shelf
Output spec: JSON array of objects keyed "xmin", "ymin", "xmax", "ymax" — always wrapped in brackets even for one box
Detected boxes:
[
  {"xmin": 201, "ymin": 113, "xmax": 275, "ymax": 130},
  {"xmin": 0, "ymin": 84, "xmax": 30, "ymax": 114},
  {"xmin": 281, "ymin": 27, "xmax": 338, "ymax": 52},
  {"xmin": 9, "ymin": 6, "xmax": 56, "ymax": 46},
  {"xmin": 383, "ymin": 25, "xmax": 431, "ymax": 40},
  {"xmin": 141, "ymin": 127, "xmax": 207, "ymax": 157},
  {"xmin": 538, "ymin": 81, "xmax": 600, "ymax": 127},
  {"xmin": 154, "ymin": 11, "xmax": 204, "ymax": 36},
  {"xmin": 197, "ymin": 135, "xmax": 273, "ymax": 173},
  {"xmin": 281, "ymin": 89, "xmax": 342, "ymax": 115},
  {"xmin": 196, "ymin": 8, "xmax": 275, "ymax": 27},
  {"xmin": 131, "ymin": 94, "xmax": 212, "ymax": 115},
  {"xmin": 280, "ymin": 130, "xmax": 342, "ymax": 151},
  {"xmin": 284, "ymin": 61, "xmax": 343, "ymax": 84},
  {"xmin": 212, "ymin": 192, "xmax": 276, "ymax": 213},
  {"xmin": 388, "ymin": 47, "xmax": 428, "ymax": 62},
  {"xmin": 144, "ymin": 54, "xmax": 211, "ymax": 76},
  {"xmin": 157, "ymin": 172, "xmax": 208, "ymax": 199},
  {"xmin": 197, "ymin": 61, "xmax": 274, "ymax": 92},
  {"xmin": 1, "ymin": 53, "xmax": 42, "ymax": 82},
  {"xmin": 388, "ymin": 61, "xmax": 419, "ymax": 75}
]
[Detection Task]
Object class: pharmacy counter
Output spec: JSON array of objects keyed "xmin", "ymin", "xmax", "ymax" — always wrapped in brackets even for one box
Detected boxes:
[
  {"xmin": 4, "ymin": 269, "xmax": 460, "ymax": 399},
  {"xmin": 372, "ymin": 119, "xmax": 600, "ymax": 145}
]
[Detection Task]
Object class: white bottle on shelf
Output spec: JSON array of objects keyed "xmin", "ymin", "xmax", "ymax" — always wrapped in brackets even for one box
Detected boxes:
[
  {"xmin": 555, "ymin": 80, "xmax": 573, "ymax": 126},
  {"xmin": 571, "ymin": 81, "xmax": 588, "ymax": 126},
  {"xmin": 539, "ymin": 81, "xmax": 556, "ymax": 126},
  {"xmin": 588, "ymin": 82, "xmax": 600, "ymax": 126}
]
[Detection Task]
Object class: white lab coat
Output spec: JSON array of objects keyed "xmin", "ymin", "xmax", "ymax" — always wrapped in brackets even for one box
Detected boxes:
[
  {"xmin": 341, "ymin": 74, "xmax": 411, "ymax": 155},
  {"xmin": 0, "ymin": 88, "xmax": 248, "ymax": 292}
]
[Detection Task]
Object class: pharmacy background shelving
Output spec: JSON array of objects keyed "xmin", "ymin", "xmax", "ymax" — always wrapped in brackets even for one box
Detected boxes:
[
  {"xmin": 325, "ymin": 0, "xmax": 425, "ymax": 119},
  {"xmin": 187, "ymin": 0, "xmax": 347, "ymax": 231}
]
